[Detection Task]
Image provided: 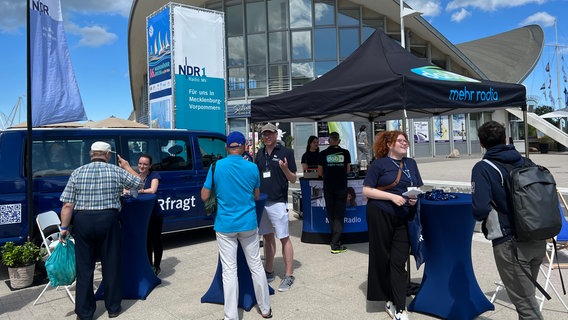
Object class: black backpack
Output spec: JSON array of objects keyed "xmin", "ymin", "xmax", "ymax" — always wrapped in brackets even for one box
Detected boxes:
[
  {"xmin": 484, "ymin": 158, "xmax": 562, "ymax": 241},
  {"xmin": 484, "ymin": 157, "xmax": 565, "ymax": 300}
]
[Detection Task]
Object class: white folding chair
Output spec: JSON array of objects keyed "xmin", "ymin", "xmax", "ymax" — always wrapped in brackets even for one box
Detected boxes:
[
  {"xmin": 537, "ymin": 191, "xmax": 568, "ymax": 311},
  {"xmin": 33, "ymin": 210, "xmax": 75, "ymax": 305}
]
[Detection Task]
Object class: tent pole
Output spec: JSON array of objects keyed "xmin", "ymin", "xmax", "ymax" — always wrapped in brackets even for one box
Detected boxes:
[
  {"xmin": 250, "ymin": 119, "xmax": 256, "ymax": 159},
  {"xmin": 402, "ymin": 108, "xmax": 408, "ymax": 133},
  {"xmin": 369, "ymin": 117, "xmax": 376, "ymax": 160},
  {"xmin": 523, "ymin": 106, "xmax": 529, "ymax": 158}
]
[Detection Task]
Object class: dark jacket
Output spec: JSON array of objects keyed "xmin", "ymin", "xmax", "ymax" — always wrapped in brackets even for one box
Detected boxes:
[{"xmin": 471, "ymin": 144, "xmax": 524, "ymax": 246}]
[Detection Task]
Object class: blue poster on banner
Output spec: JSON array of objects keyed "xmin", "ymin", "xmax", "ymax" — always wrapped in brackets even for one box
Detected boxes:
[
  {"xmin": 147, "ymin": 5, "xmax": 172, "ymax": 100},
  {"xmin": 175, "ymin": 75, "xmax": 225, "ymax": 133}
]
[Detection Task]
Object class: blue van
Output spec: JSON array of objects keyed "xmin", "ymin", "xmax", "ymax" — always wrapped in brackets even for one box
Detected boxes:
[{"xmin": 0, "ymin": 128, "xmax": 226, "ymax": 246}]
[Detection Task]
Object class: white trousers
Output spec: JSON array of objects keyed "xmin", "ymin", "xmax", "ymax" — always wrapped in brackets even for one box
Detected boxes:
[{"xmin": 217, "ymin": 229, "xmax": 271, "ymax": 320}]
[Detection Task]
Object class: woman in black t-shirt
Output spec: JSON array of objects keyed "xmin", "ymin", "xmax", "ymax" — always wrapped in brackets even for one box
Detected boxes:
[
  {"xmin": 362, "ymin": 131, "xmax": 423, "ymax": 320},
  {"xmin": 301, "ymin": 135, "xmax": 319, "ymax": 171}
]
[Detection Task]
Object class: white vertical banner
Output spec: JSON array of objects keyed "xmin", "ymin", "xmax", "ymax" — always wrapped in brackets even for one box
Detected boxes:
[
  {"xmin": 29, "ymin": 0, "xmax": 87, "ymax": 126},
  {"xmin": 172, "ymin": 5, "xmax": 226, "ymax": 134}
]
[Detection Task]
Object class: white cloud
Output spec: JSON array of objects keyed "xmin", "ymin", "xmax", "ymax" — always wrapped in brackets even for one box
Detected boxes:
[
  {"xmin": 451, "ymin": 8, "xmax": 471, "ymax": 22},
  {"xmin": 446, "ymin": 0, "xmax": 546, "ymax": 12},
  {"xmin": 406, "ymin": 1, "xmax": 442, "ymax": 17},
  {"xmin": 520, "ymin": 11, "xmax": 556, "ymax": 27},
  {"xmin": 66, "ymin": 22, "xmax": 118, "ymax": 47},
  {"xmin": 0, "ymin": 1, "xmax": 25, "ymax": 34}
]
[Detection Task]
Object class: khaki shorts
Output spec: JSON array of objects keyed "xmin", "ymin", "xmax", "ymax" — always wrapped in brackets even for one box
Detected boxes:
[{"xmin": 258, "ymin": 201, "xmax": 290, "ymax": 239}]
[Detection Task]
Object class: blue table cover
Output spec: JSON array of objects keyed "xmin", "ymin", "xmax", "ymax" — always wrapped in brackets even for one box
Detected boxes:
[
  {"xmin": 201, "ymin": 193, "xmax": 275, "ymax": 311},
  {"xmin": 408, "ymin": 193, "xmax": 494, "ymax": 319},
  {"xmin": 96, "ymin": 194, "xmax": 161, "ymax": 300}
]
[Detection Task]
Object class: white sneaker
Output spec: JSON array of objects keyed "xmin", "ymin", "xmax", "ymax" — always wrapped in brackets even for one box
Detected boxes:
[
  {"xmin": 395, "ymin": 310, "xmax": 409, "ymax": 320},
  {"xmin": 385, "ymin": 301, "xmax": 395, "ymax": 319}
]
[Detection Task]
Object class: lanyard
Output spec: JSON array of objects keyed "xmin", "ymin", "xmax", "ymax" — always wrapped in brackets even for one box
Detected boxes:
[
  {"xmin": 389, "ymin": 157, "xmax": 413, "ymax": 186},
  {"xmin": 264, "ymin": 149, "xmax": 271, "ymax": 172}
]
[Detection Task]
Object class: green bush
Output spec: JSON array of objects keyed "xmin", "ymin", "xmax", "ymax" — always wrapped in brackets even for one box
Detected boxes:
[{"xmin": 1, "ymin": 241, "xmax": 41, "ymax": 268}]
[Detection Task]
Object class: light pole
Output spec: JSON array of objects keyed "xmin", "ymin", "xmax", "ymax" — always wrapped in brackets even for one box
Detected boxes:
[
  {"xmin": 400, "ymin": 1, "xmax": 422, "ymax": 50},
  {"xmin": 399, "ymin": 1, "xmax": 422, "ymax": 155}
]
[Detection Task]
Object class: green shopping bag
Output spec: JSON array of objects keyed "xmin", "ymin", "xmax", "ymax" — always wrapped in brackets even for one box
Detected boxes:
[{"xmin": 45, "ymin": 237, "xmax": 76, "ymax": 287}]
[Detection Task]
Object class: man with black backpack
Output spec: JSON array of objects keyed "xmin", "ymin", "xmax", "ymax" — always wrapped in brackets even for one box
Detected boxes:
[{"xmin": 471, "ymin": 121, "xmax": 547, "ymax": 319}]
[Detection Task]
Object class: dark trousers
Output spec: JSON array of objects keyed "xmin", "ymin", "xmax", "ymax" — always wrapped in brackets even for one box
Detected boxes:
[
  {"xmin": 324, "ymin": 186, "xmax": 347, "ymax": 250},
  {"xmin": 366, "ymin": 204, "xmax": 409, "ymax": 312},
  {"xmin": 147, "ymin": 214, "xmax": 163, "ymax": 269},
  {"xmin": 73, "ymin": 210, "xmax": 122, "ymax": 320}
]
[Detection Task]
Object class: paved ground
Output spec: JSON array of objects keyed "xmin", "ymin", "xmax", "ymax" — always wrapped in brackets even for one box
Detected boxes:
[{"xmin": 1, "ymin": 152, "xmax": 568, "ymax": 319}]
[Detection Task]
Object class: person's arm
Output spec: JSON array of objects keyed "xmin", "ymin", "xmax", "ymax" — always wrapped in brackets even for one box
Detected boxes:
[
  {"xmin": 201, "ymin": 186, "xmax": 211, "ymax": 202},
  {"xmin": 302, "ymin": 162, "xmax": 309, "ymax": 171},
  {"xmin": 59, "ymin": 202, "xmax": 74, "ymax": 240},
  {"xmin": 471, "ymin": 163, "xmax": 493, "ymax": 221},
  {"xmin": 141, "ymin": 178, "xmax": 159, "ymax": 194},
  {"xmin": 279, "ymin": 157, "xmax": 297, "ymax": 183},
  {"xmin": 346, "ymin": 150, "xmax": 351, "ymax": 174},
  {"xmin": 201, "ymin": 166, "xmax": 214, "ymax": 201},
  {"xmin": 317, "ymin": 165, "xmax": 324, "ymax": 177},
  {"xmin": 254, "ymin": 188, "xmax": 260, "ymax": 201},
  {"xmin": 362, "ymin": 186, "xmax": 407, "ymax": 207},
  {"xmin": 117, "ymin": 154, "xmax": 138, "ymax": 176}
]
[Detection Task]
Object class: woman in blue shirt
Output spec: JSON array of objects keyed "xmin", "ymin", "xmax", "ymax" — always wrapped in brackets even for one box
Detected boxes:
[{"xmin": 362, "ymin": 131, "xmax": 423, "ymax": 320}]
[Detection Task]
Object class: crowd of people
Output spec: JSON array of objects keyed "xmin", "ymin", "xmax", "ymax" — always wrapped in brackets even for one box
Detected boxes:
[{"xmin": 56, "ymin": 122, "xmax": 548, "ymax": 320}]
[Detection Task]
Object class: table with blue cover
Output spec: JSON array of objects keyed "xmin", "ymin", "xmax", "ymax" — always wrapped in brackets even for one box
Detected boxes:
[
  {"xmin": 408, "ymin": 193, "xmax": 494, "ymax": 319},
  {"xmin": 95, "ymin": 194, "xmax": 161, "ymax": 300},
  {"xmin": 201, "ymin": 193, "xmax": 275, "ymax": 311}
]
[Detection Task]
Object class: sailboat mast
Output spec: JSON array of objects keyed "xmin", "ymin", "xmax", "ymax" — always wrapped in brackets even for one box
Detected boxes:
[{"xmin": 554, "ymin": 19, "xmax": 562, "ymax": 110}]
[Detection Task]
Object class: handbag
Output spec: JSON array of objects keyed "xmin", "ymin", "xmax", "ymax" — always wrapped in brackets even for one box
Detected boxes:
[
  {"xmin": 45, "ymin": 235, "xmax": 76, "ymax": 287},
  {"xmin": 204, "ymin": 163, "xmax": 217, "ymax": 216}
]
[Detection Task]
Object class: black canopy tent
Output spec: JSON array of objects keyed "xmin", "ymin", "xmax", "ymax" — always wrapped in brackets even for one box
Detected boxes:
[{"xmin": 251, "ymin": 30, "xmax": 528, "ymax": 152}]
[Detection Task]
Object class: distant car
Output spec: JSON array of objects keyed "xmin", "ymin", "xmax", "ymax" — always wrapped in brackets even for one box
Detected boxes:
[{"xmin": 414, "ymin": 132, "xmax": 428, "ymax": 143}]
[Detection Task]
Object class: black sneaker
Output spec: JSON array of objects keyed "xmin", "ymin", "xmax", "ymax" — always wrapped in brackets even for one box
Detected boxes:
[
  {"xmin": 331, "ymin": 246, "xmax": 347, "ymax": 254},
  {"xmin": 265, "ymin": 271, "xmax": 275, "ymax": 283}
]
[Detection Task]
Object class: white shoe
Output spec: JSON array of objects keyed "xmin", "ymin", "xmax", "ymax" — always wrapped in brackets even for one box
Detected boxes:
[
  {"xmin": 395, "ymin": 310, "xmax": 409, "ymax": 320},
  {"xmin": 385, "ymin": 301, "xmax": 395, "ymax": 319}
]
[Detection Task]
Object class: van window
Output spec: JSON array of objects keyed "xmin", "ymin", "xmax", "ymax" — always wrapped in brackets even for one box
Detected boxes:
[
  {"xmin": 198, "ymin": 136, "xmax": 227, "ymax": 169},
  {"xmin": 31, "ymin": 138, "xmax": 117, "ymax": 177},
  {"xmin": 127, "ymin": 138, "xmax": 192, "ymax": 171}
]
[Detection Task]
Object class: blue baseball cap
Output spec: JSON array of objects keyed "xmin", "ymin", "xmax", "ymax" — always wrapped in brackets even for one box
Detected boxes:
[{"xmin": 226, "ymin": 131, "xmax": 246, "ymax": 148}]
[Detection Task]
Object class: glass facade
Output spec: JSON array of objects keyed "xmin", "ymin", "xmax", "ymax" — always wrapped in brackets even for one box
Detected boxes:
[
  {"xmin": 203, "ymin": 0, "xmax": 485, "ymax": 157},
  {"xmin": 205, "ymin": 0, "xmax": 392, "ymax": 100}
]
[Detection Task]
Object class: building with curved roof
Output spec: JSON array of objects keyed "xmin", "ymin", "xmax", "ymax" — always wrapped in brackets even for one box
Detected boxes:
[{"xmin": 127, "ymin": 0, "xmax": 543, "ymax": 157}]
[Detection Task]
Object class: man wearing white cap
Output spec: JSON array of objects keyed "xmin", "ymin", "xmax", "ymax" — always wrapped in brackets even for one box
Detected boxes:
[
  {"xmin": 255, "ymin": 123, "xmax": 297, "ymax": 292},
  {"xmin": 59, "ymin": 141, "xmax": 142, "ymax": 320}
]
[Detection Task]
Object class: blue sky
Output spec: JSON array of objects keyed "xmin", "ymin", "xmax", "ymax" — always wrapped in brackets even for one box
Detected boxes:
[{"xmin": 0, "ymin": 0, "xmax": 567, "ymax": 126}]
